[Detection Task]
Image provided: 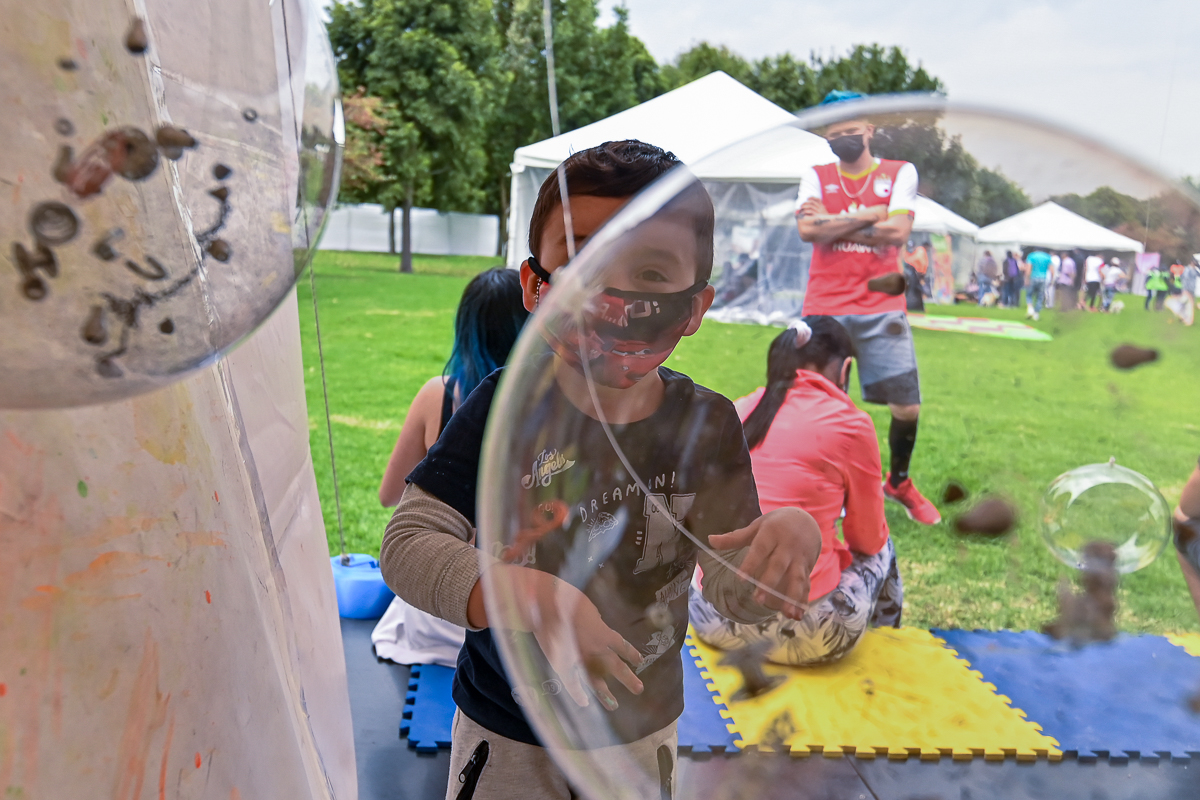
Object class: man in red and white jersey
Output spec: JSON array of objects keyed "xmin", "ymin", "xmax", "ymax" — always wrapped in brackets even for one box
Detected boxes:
[{"xmin": 795, "ymin": 91, "xmax": 940, "ymax": 525}]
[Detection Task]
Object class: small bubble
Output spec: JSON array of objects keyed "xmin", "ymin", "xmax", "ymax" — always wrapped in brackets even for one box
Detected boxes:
[
  {"xmin": 212, "ymin": 163, "xmax": 232, "ymax": 180},
  {"xmin": 645, "ymin": 602, "xmax": 672, "ymax": 630},
  {"xmin": 208, "ymin": 186, "xmax": 229, "ymax": 202},
  {"xmin": 125, "ymin": 18, "xmax": 149, "ymax": 54},
  {"xmin": 242, "ymin": 108, "xmax": 258, "ymax": 123},
  {"xmin": 82, "ymin": 305, "xmax": 108, "ymax": 345},
  {"xmin": 57, "ymin": 58, "xmax": 78, "ymax": 71},
  {"xmin": 29, "ymin": 201, "xmax": 79, "ymax": 246},
  {"xmin": 159, "ymin": 318, "xmax": 175, "ymax": 334},
  {"xmin": 206, "ymin": 239, "xmax": 231, "ymax": 262},
  {"xmin": 22, "ymin": 277, "xmax": 48, "ymax": 301},
  {"xmin": 54, "ymin": 118, "xmax": 75, "ymax": 137}
]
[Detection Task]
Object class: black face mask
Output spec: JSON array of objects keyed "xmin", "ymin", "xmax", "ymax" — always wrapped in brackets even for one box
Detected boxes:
[{"xmin": 828, "ymin": 134, "xmax": 866, "ymax": 163}]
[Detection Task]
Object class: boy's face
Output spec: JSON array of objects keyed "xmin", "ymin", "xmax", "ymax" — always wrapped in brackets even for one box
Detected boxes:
[{"xmin": 521, "ymin": 196, "xmax": 715, "ymax": 389}]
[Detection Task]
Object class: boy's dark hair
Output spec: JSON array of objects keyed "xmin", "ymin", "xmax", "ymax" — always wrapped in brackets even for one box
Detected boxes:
[
  {"xmin": 742, "ymin": 316, "xmax": 855, "ymax": 451},
  {"xmin": 444, "ymin": 267, "xmax": 530, "ymax": 399},
  {"xmin": 528, "ymin": 140, "xmax": 715, "ymax": 282}
]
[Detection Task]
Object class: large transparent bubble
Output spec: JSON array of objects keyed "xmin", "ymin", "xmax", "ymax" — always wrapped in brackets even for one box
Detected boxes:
[
  {"xmin": 1041, "ymin": 460, "xmax": 1172, "ymax": 574},
  {"xmin": 0, "ymin": 0, "xmax": 341, "ymax": 408},
  {"xmin": 478, "ymin": 96, "xmax": 1200, "ymax": 797}
]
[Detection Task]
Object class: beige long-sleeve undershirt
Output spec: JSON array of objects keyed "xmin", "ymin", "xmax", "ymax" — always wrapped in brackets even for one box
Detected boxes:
[{"xmin": 379, "ymin": 483, "xmax": 777, "ymax": 632}]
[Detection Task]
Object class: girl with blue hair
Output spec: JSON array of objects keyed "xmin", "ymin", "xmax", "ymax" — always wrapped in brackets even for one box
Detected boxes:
[{"xmin": 379, "ymin": 267, "xmax": 529, "ymax": 507}]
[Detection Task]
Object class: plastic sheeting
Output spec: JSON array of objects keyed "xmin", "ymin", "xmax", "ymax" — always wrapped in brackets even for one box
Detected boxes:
[
  {"xmin": 320, "ymin": 204, "xmax": 500, "ymax": 257},
  {"xmin": 0, "ymin": 291, "xmax": 356, "ymax": 799}
]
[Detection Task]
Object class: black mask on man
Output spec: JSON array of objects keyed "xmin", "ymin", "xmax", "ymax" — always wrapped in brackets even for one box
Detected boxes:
[{"xmin": 828, "ymin": 134, "xmax": 866, "ymax": 163}]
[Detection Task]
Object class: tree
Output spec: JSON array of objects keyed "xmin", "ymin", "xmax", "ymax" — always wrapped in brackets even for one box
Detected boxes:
[
  {"xmin": 1052, "ymin": 185, "xmax": 1200, "ymax": 263},
  {"xmin": 872, "ymin": 122, "xmax": 1031, "ymax": 226},
  {"xmin": 662, "ymin": 42, "xmax": 943, "ymax": 111},
  {"xmin": 481, "ymin": 0, "xmax": 664, "ymax": 256},
  {"xmin": 327, "ymin": 0, "xmax": 498, "ymax": 272},
  {"xmin": 807, "ymin": 44, "xmax": 942, "ymax": 105},
  {"xmin": 660, "ymin": 43, "xmax": 752, "ymax": 89}
]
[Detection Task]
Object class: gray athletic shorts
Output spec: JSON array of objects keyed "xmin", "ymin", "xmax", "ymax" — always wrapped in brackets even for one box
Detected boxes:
[{"xmin": 832, "ymin": 311, "xmax": 921, "ymax": 406}]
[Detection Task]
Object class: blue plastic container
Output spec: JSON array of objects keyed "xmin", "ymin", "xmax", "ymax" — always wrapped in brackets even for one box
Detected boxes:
[{"xmin": 330, "ymin": 554, "xmax": 395, "ymax": 619}]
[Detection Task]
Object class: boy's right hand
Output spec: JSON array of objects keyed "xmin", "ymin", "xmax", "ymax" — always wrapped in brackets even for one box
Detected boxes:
[{"xmin": 484, "ymin": 564, "xmax": 645, "ymax": 710}]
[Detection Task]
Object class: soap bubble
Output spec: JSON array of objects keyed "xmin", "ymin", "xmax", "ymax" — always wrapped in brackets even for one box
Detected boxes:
[
  {"xmin": 477, "ymin": 96, "xmax": 1200, "ymax": 798},
  {"xmin": 0, "ymin": 0, "xmax": 341, "ymax": 408},
  {"xmin": 1041, "ymin": 461, "xmax": 1172, "ymax": 574}
]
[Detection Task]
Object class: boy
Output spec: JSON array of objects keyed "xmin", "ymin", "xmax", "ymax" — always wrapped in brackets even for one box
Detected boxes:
[{"xmin": 381, "ymin": 140, "xmax": 821, "ymax": 800}]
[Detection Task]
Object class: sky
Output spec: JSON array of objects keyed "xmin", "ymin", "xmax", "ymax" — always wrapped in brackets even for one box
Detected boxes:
[{"xmin": 599, "ymin": 0, "xmax": 1200, "ymax": 184}]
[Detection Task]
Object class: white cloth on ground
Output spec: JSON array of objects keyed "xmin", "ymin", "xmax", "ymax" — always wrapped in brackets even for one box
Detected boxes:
[{"xmin": 371, "ymin": 595, "xmax": 466, "ymax": 667}]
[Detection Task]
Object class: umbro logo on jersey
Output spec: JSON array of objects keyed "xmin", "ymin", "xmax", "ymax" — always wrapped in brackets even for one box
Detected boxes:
[
  {"xmin": 521, "ymin": 448, "xmax": 576, "ymax": 488},
  {"xmin": 824, "ymin": 183, "xmax": 840, "ymax": 193}
]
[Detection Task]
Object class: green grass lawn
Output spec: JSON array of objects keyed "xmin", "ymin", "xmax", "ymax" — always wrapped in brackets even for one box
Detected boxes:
[{"xmin": 300, "ymin": 251, "xmax": 1200, "ymax": 634}]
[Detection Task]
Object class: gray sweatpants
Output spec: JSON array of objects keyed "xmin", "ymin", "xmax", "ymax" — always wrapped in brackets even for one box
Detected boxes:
[{"xmin": 445, "ymin": 710, "xmax": 678, "ymax": 800}]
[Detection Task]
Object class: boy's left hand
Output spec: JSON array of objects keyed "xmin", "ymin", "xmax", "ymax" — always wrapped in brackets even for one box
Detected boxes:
[{"xmin": 708, "ymin": 508, "xmax": 822, "ymax": 620}]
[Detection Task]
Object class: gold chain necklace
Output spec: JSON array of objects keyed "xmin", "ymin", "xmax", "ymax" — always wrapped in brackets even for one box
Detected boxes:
[{"xmin": 838, "ymin": 161, "xmax": 878, "ymax": 201}]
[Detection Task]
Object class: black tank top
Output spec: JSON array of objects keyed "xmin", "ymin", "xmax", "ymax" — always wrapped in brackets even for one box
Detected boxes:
[{"xmin": 438, "ymin": 377, "xmax": 457, "ymax": 435}]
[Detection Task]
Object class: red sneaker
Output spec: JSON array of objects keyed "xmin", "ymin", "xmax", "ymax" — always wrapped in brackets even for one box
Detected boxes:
[{"xmin": 883, "ymin": 475, "xmax": 942, "ymax": 525}]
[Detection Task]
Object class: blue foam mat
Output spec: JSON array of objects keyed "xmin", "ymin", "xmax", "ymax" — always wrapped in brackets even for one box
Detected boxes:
[
  {"xmin": 400, "ymin": 664, "xmax": 456, "ymax": 753},
  {"xmin": 399, "ymin": 657, "xmax": 737, "ymax": 753},
  {"xmin": 679, "ymin": 642, "xmax": 740, "ymax": 753},
  {"xmin": 935, "ymin": 629, "xmax": 1200, "ymax": 761}
]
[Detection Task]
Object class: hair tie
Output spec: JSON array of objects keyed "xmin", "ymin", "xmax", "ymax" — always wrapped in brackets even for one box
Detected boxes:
[{"xmin": 789, "ymin": 319, "xmax": 812, "ymax": 348}]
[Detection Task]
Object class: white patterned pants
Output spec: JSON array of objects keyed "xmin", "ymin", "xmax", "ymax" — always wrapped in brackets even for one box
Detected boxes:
[{"xmin": 689, "ymin": 539, "xmax": 902, "ymax": 666}]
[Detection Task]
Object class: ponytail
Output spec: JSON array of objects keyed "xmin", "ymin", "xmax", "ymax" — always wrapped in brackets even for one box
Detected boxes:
[{"xmin": 741, "ymin": 316, "xmax": 854, "ymax": 450}]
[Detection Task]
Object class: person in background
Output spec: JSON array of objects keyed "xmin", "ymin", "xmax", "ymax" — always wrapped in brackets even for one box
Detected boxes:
[
  {"xmin": 1182, "ymin": 260, "xmax": 1200, "ymax": 326},
  {"xmin": 1145, "ymin": 266, "xmax": 1170, "ymax": 311},
  {"xmin": 901, "ymin": 240, "xmax": 928, "ymax": 312},
  {"xmin": 1083, "ymin": 254, "xmax": 1104, "ymax": 311},
  {"xmin": 795, "ymin": 91, "xmax": 940, "ymax": 525},
  {"xmin": 379, "ymin": 267, "xmax": 530, "ymax": 507},
  {"xmin": 373, "ymin": 267, "xmax": 531, "ymax": 667},
  {"xmin": 690, "ymin": 318, "xmax": 902, "ymax": 665},
  {"xmin": 1100, "ymin": 257, "xmax": 1125, "ymax": 312},
  {"xmin": 1056, "ymin": 251, "xmax": 1078, "ymax": 311},
  {"xmin": 1046, "ymin": 251, "xmax": 1061, "ymax": 308},
  {"xmin": 977, "ymin": 250, "xmax": 999, "ymax": 306},
  {"xmin": 1170, "ymin": 261, "xmax": 1186, "ymax": 295},
  {"xmin": 1169, "ymin": 462, "xmax": 1200, "ymax": 622},
  {"xmin": 1002, "ymin": 250, "xmax": 1022, "ymax": 308},
  {"xmin": 1025, "ymin": 248, "xmax": 1052, "ymax": 321}
]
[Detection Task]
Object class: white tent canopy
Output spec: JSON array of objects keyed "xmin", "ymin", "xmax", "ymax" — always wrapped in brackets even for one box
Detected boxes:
[
  {"xmin": 506, "ymin": 72, "xmax": 832, "ymax": 265},
  {"xmin": 511, "ymin": 71, "xmax": 802, "ymax": 171},
  {"xmin": 977, "ymin": 201, "xmax": 1144, "ymax": 252},
  {"xmin": 913, "ymin": 195, "xmax": 980, "ymax": 237}
]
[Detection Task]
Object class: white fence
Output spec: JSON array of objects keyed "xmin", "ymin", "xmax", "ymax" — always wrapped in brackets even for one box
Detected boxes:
[{"xmin": 319, "ymin": 203, "xmax": 500, "ymax": 257}]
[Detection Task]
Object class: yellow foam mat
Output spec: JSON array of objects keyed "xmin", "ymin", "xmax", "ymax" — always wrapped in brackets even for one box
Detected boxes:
[
  {"xmin": 689, "ymin": 627, "xmax": 1061, "ymax": 762},
  {"xmin": 1167, "ymin": 632, "xmax": 1200, "ymax": 657}
]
